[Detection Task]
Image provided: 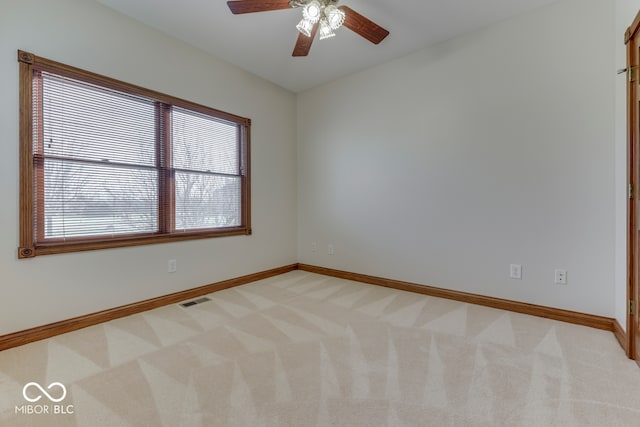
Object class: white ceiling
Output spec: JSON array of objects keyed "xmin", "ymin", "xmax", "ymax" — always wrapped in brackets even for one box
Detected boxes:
[{"xmin": 96, "ymin": 0, "xmax": 560, "ymax": 92}]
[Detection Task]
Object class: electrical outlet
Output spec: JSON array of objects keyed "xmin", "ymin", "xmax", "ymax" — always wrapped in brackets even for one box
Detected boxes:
[
  {"xmin": 168, "ymin": 259, "xmax": 177, "ymax": 273},
  {"xmin": 328, "ymin": 244, "xmax": 335, "ymax": 255},
  {"xmin": 554, "ymin": 269, "xmax": 567, "ymax": 285},
  {"xmin": 311, "ymin": 241, "xmax": 317, "ymax": 252},
  {"xmin": 510, "ymin": 264, "xmax": 522, "ymax": 279}
]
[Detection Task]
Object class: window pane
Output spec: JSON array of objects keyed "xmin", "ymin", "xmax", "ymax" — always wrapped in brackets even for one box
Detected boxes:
[
  {"xmin": 175, "ymin": 171, "xmax": 240, "ymax": 230},
  {"xmin": 172, "ymin": 107, "xmax": 239, "ymax": 175},
  {"xmin": 41, "ymin": 72, "xmax": 156, "ymax": 167},
  {"xmin": 43, "ymin": 159, "xmax": 158, "ymax": 239}
]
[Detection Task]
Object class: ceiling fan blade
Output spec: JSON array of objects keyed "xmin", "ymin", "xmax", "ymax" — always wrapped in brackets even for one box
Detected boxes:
[
  {"xmin": 227, "ymin": 0, "xmax": 293, "ymax": 14},
  {"xmin": 339, "ymin": 6, "xmax": 389, "ymax": 45},
  {"xmin": 292, "ymin": 23, "xmax": 319, "ymax": 57}
]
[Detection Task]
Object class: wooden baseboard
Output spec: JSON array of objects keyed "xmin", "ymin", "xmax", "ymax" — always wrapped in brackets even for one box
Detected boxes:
[
  {"xmin": 298, "ymin": 264, "xmax": 616, "ymax": 332},
  {"xmin": 0, "ymin": 264, "xmax": 297, "ymax": 352},
  {"xmin": 0, "ymin": 262, "xmax": 620, "ymax": 353},
  {"xmin": 613, "ymin": 319, "xmax": 629, "ymax": 355}
]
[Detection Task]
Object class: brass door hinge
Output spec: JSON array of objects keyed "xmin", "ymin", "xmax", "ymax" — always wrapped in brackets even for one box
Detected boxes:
[
  {"xmin": 629, "ymin": 183, "xmax": 634, "ymax": 200},
  {"xmin": 630, "ymin": 300, "xmax": 634, "ymax": 315}
]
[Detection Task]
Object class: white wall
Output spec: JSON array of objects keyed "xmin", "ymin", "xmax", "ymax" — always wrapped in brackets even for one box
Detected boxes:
[
  {"xmin": 0, "ymin": 0, "xmax": 298, "ymax": 335},
  {"xmin": 0, "ymin": 0, "xmax": 623, "ymax": 337},
  {"xmin": 615, "ymin": 1, "xmax": 640, "ymax": 331},
  {"xmin": 298, "ymin": 0, "xmax": 616, "ymax": 316}
]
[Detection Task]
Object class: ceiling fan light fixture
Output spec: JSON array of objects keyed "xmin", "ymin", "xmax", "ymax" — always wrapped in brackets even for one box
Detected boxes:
[
  {"xmin": 302, "ymin": 0, "xmax": 322, "ymax": 23},
  {"xmin": 318, "ymin": 18, "xmax": 335, "ymax": 40},
  {"xmin": 227, "ymin": 0, "xmax": 390, "ymax": 57},
  {"xmin": 324, "ymin": 5, "xmax": 345, "ymax": 30},
  {"xmin": 296, "ymin": 18, "xmax": 314, "ymax": 37}
]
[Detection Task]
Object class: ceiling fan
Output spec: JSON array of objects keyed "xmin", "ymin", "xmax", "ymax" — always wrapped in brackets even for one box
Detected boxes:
[{"xmin": 227, "ymin": 0, "xmax": 389, "ymax": 57}]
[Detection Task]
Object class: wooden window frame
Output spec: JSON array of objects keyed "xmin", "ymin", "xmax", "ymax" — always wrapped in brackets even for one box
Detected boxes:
[{"xmin": 18, "ymin": 50, "xmax": 251, "ymax": 259}]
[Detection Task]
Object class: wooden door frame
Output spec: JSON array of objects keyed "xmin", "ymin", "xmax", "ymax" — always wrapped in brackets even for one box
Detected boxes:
[{"xmin": 626, "ymin": 11, "xmax": 640, "ymax": 364}]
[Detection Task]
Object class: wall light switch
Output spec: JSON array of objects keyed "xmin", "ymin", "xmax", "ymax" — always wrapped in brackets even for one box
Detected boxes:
[{"xmin": 168, "ymin": 259, "xmax": 177, "ymax": 273}]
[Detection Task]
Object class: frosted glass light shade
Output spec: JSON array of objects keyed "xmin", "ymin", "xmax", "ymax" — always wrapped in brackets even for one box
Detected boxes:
[
  {"xmin": 324, "ymin": 5, "xmax": 345, "ymax": 30},
  {"xmin": 302, "ymin": 1, "xmax": 322, "ymax": 23},
  {"xmin": 318, "ymin": 18, "xmax": 335, "ymax": 40},
  {"xmin": 296, "ymin": 18, "xmax": 314, "ymax": 37}
]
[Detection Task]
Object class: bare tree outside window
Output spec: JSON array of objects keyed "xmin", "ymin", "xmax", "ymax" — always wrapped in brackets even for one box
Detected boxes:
[{"xmin": 172, "ymin": 108, "xmax": 241, "ymax": 230}]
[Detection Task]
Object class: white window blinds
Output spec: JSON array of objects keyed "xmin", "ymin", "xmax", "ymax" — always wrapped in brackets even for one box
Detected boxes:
[{"xmin": 38, "ymin": 72, "xmax": 158, "ymax": 239}]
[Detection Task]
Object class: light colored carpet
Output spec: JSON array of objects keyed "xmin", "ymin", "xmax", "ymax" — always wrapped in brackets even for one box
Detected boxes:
[{"xmin": 1, "ymin": 270, "xmax": 639, "ymax": 426}]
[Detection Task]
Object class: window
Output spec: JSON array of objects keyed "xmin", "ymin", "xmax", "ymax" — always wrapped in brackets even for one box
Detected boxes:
[{"xmin": 18, "ymin": 50, "xmax": 251, "ymax": 258}]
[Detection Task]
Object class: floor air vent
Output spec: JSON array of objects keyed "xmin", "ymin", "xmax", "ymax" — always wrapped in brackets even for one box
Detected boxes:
[{"xmin": 179, "ymin": 296, "xmax": 211, "ymax": 308}]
